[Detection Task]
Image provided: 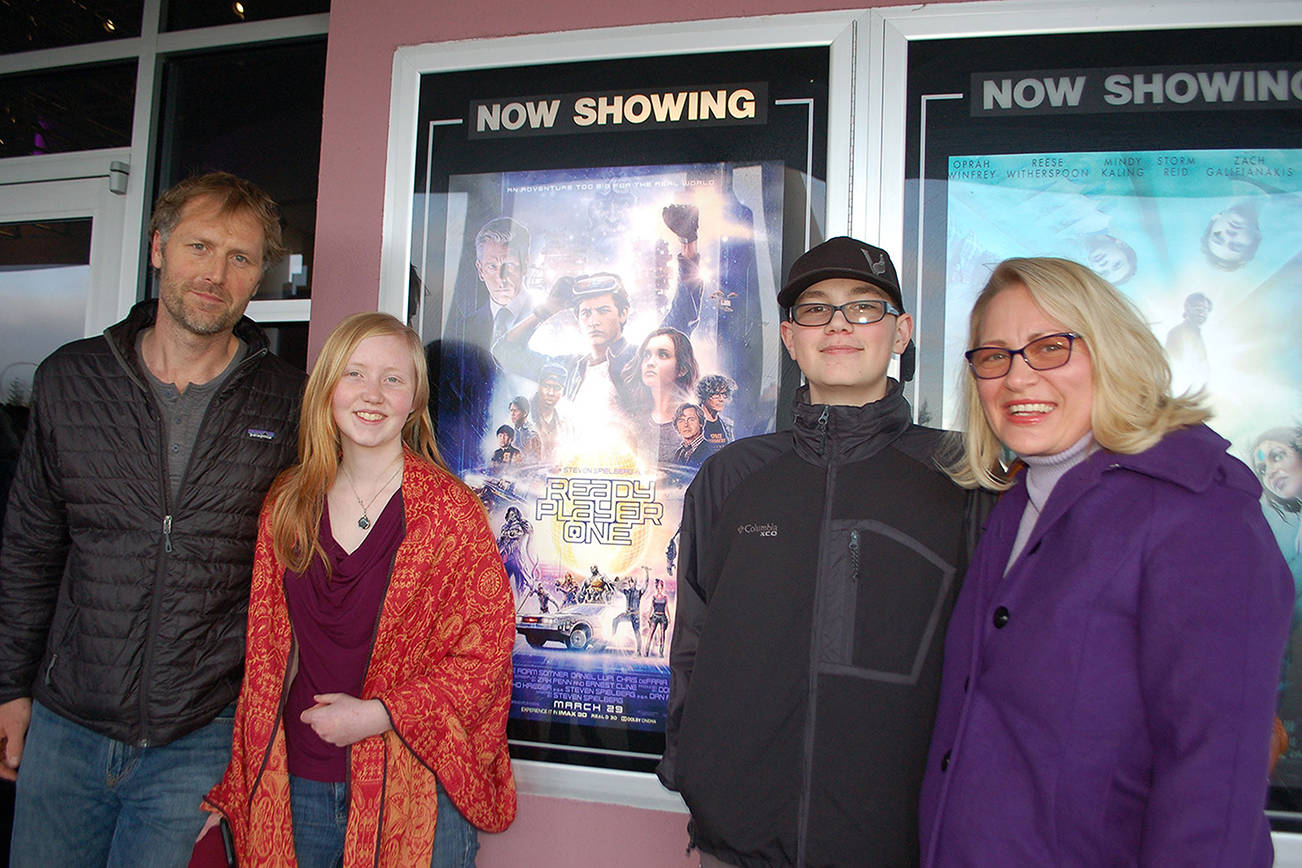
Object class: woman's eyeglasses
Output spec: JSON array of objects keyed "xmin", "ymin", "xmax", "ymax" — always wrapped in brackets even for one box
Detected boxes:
[{"xmin": 964, "ymin": 333, "xmax": 1082, "ymax": 379}]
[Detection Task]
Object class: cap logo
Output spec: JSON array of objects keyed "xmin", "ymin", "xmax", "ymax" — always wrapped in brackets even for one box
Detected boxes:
[{"xmin": 861, "ymin": 249, "xmax": 888, "ymax": 277}]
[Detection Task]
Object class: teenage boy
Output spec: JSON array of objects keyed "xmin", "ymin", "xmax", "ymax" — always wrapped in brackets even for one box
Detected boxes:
[{"xmin": 658, "ymin": 237, "xmax": 987, "ymax": 867}]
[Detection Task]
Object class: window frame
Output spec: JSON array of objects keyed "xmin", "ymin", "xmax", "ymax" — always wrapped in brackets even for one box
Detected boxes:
[{"xmin": 0, "ymin": 0, "xmax": 327, "ymax": 333}]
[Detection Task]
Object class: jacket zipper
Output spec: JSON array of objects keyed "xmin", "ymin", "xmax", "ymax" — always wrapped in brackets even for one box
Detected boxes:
[
  {"xmin": 138, "ymin": 394, "xmax": 172, "ymax": 746},
  {"xmin": 136, "ymin": 347, "xmax": 266, "ymax": 746},
  {"xmin": 849, "ymin": 529, "xmax": 861, "ymax": 580},
  {"xmin": 796, "ymin": 409, "xmax": 837, "ymax": 867}
]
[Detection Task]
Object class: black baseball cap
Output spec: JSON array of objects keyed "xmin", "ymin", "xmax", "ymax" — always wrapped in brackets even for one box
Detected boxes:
[
  {"xmin": 779, "ymin": 236, "xmax": 915, "ymax": 382},
  {"xmin": 778, "ymin": 236, "xmax": 905, "ymax": 311}
]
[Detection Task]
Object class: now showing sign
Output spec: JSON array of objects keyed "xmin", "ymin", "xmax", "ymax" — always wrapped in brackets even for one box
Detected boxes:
[
  {"xmin": 971, "ymin": 64, "xmax": 1302, "ymax": 116},
  {"xmin": 468, "ymin": 83, "xmax": 767, "ymax": 139}
]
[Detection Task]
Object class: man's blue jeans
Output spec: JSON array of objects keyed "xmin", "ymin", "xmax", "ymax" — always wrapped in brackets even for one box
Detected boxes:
[
  {"xmin": 10, "ymin": 700, "xmax": 234, "ymax": 868},
  {"xmin": 289, "ymin": 773, "xmax": 479, "ymax": 868}
]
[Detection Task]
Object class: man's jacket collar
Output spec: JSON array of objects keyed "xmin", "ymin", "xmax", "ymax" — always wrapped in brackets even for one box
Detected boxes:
[{"xmin": 105, "ymin": 299, "xmax": 271, "ymax": 389}]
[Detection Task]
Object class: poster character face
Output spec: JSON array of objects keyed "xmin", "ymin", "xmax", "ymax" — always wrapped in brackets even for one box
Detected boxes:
[
  {"xmin": 779, "ymin": 279, "xmax": 911, "ymax": 407},
  {"xmin": 1183, "ymin": 293, "xmax": 1212, "ymax": 326},
  {"xmin": 1205, "ymin": 207, "xmax": 1261, "ymax": 266},
  {"xmin": 539, "ymin": 379, "xmax": 563, "ymax": 409},
  {"xmin": 675, "ymin": 406, "xmax": 703, "ymax": 441},
  {"xmin": 705, "ymin": 391, "xmax": 729, "ymax": 414},
  {"xmin": 1255, "ymin": 439, "xmax": 1302, "ymax": 500},
  {"xmin": 509, "ymin": 402, "xmax": 525, "ymax": 425},
  {"xmin": 1084, "ymin": 236, "xmax": 1135, "ymax": 286},
  {"xmin": 974, "ymin": 283, "xmax": 1094, "ymax": 458},
  {"xmin": 497, "ymin": 430, "xmax": 511, "ymax": 448},
  {"xmin": 577, "ymin": 292, "xmax": 627, "ymax": 354},
  {"xmin": 641, "ymin": 334, "xmax": 679, "ymax": 390},
  {"xmin": 475, "ymin": 239, "xmax": 526, "ymax": 306}
]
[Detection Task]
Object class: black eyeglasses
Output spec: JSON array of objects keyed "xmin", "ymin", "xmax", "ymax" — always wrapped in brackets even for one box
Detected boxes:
[
  {"xmin": 789, "ymin": 299, "xmax": 901, "ymax": 327},
  {"xmin": 964, "ymin": 333, "xmax": 1082, "ymax": 379}
]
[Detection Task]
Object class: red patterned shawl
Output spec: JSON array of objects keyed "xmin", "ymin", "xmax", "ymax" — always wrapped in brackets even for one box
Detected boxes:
[{"xmin": 205, "ymin": 454, "xmax": 517, "ymax": 866}]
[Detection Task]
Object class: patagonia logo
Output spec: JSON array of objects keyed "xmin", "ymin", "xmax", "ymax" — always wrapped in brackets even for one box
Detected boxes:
[
  {"xmin": 246, "ymin": 428, "xmax": 277, "ymax": 441},
  {"xmin": 737, "ymin": 522, "xmax": 778, "ymax": 537}
]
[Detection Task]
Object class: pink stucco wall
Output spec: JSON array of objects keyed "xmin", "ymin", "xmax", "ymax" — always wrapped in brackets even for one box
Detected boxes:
[
  {"xmin": 480, "ymin": 794, "xmax": 696, "ymax": 867},
  {"xmin": 308, "ymin": 2, "xmax": 943, "ymax": 864}
]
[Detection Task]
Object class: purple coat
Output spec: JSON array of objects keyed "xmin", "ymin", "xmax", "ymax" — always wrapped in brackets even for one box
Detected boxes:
[{"xmin": 920, "ymin": 424, "xmax": 1293, "ymax": 866}]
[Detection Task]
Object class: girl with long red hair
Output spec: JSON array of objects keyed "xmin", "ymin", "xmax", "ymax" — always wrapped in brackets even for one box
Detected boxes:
[{"xmin": 203, "ymin": 312, "xmax": 515, "ymax": 866}]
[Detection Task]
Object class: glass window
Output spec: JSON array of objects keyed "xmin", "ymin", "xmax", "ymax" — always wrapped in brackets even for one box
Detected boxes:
[
  {"xmin": 0, "ymin": 0, "xmax": 142, "ymax": 53},
  {"xmin": 164, "ymin": 0, "xmax": 329, "ymax": 32},
  {"xmin": 154, "ymin": 39, "xmax": 325, "ymax": 300},
  {"xmin": 260, "ymin": 322, "xmax": 308, "ymax": 371},
  {"xmin": 0, "ymin": 62, "xmax": 135, "ymax": 158},
  {"xmin": 0, "ymin": 218, "xmax": 92, "ymax": 409}
]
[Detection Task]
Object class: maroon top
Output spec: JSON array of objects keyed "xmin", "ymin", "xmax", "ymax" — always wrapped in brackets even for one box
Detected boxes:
[{"xmin": 283, "ymin": 491, "xmax": 403, "ymax": 782}]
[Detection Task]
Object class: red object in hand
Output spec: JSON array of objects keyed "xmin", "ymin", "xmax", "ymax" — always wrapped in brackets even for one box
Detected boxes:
[{"xmin": 188, "ymin": 821, "xmax": 234, "ymax": 868}]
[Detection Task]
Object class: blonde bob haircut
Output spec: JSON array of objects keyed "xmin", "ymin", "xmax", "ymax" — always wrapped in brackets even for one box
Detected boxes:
[
  {"xmin": 269, "ymin": 312, "xmax": 445, "ymax": 572},
  {"xmin": 950, "ymin": 257, "xmax": 1210, "ymax": 491}
]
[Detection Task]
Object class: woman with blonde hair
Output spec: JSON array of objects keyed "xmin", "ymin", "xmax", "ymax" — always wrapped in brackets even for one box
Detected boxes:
[
  {"xmin": 920, "ymin": 257, "xmax": 1291, "ymax": 866},
  {"xmin": 203, "ymin": 312, "xmax": 515, "ymax": 866}
]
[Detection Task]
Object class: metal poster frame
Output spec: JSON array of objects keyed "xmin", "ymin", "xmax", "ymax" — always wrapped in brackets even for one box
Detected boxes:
[
  {"xmin": 870, "ymin": 0, "xmax": 1302, "ymax": 854},
  {"xmin": 380, "ymin": 12, "xmax": 865, "ymax": 809}
]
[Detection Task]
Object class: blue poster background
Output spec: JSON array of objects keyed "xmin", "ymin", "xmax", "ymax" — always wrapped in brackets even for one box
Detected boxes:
[{"xmin": 943, "ymin": 146, "xmax": 1302, "ymax": 784}]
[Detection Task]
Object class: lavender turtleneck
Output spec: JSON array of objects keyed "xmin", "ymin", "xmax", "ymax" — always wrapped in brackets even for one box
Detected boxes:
[{"xmin": 1004, "ymin": 432, "xmax": 1094, "ymax": 573}]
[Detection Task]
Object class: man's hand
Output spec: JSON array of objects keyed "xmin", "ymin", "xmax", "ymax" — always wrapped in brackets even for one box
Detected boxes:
[
  {"xmin": 300, "ymin": 694, "xmax": 391, "ymax": 747},
  {"xmin": 0, "ymin": 697, "xmax": 33, "ymax": 782},
  {"xmin": 662, "ymin": 203, "xmax": 699, "ymax": 243},
  {"xmin": 534, "ymin": 276, "xmax": 576, "ymax": 322}
]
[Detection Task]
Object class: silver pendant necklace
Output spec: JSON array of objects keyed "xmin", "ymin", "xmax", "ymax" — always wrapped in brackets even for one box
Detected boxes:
[{"xmin": 342, "ymin": 460, "xmax": 403, "ymax": 530}]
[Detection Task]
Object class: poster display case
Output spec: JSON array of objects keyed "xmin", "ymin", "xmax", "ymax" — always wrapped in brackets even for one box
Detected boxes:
[
  {"xmin": 883, "ymin": 0, "xmax": 1302, "ymax": 833},
  {"xmin": 381, "ymin": 14, "xmax": 863, "ymax": 805}
]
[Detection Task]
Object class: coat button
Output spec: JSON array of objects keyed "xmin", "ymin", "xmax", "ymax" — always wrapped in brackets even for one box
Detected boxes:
[
  {"xmin": 941, "ymin": 749, "xmax": 952, "ymax": 771},
  {"xmin": 993, "ymin": 606, "xmax": 1010, "ymax": 628}
]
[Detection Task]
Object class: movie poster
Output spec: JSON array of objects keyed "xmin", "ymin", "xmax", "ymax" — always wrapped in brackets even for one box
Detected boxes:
[
  {"xmin": 428, "ymin": 160, "xmax": 784, "ymax": 748},
  {"xmin": 939, "ymin": 145, "xmax": 1302, "ymax": 786}
]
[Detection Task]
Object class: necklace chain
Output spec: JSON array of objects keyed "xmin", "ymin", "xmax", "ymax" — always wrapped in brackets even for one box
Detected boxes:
[{"xmin": 342, "ymin": 459, "xmax": 402, "ymax": 530}]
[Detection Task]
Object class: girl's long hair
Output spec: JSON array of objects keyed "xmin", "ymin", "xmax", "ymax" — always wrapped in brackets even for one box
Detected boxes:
[{"xmin": 269, "ymin": 312, "xmax": 445, "ymax": 572}]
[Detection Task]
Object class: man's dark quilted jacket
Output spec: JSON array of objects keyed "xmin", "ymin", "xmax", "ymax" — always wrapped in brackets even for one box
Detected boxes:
[{"xmin": 0, "ymin": 300, "xmax": 304, "ymax": 745}]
